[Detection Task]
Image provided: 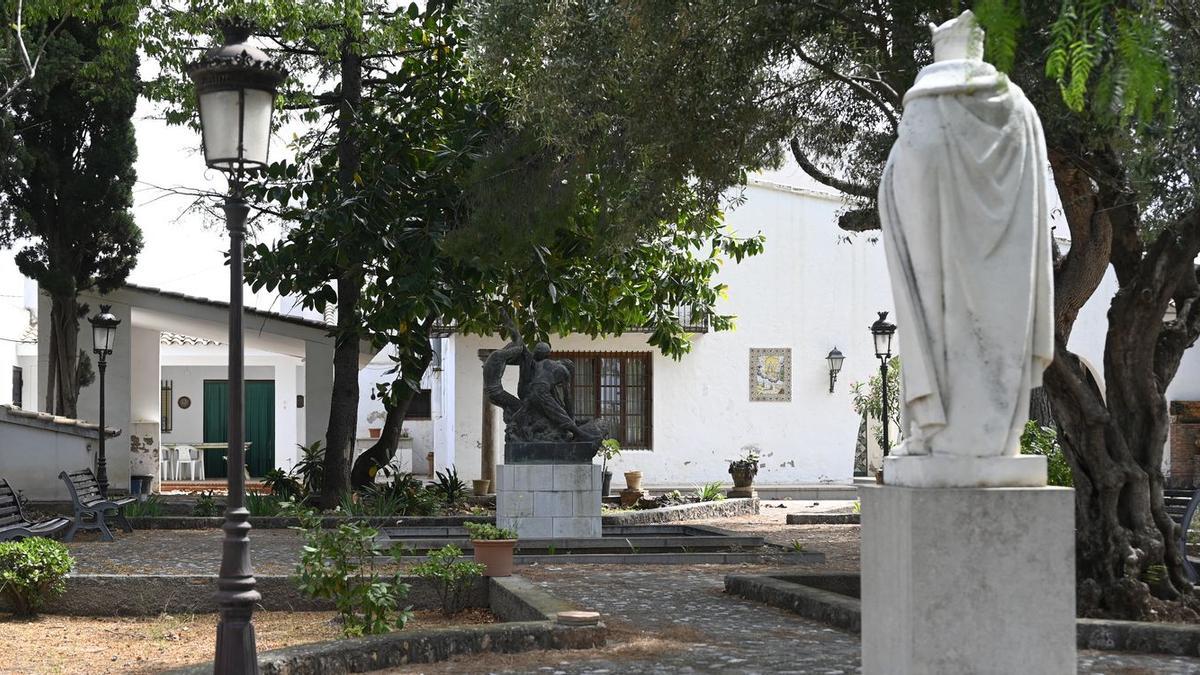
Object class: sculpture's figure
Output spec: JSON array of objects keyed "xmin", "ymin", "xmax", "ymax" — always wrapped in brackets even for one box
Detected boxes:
[
  {"xmin": 483, "ymin": 317, "xmax": 607, "ymax": 444},
  {"xmin": 879, "ymin": 10, "xmax": 1053, "ymax": 465}
]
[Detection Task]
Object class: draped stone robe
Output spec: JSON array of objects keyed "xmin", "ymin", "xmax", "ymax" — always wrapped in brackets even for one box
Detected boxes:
[{"xmin": 879, "ymin": 58, "xmax": 1054, "ymax": 459}]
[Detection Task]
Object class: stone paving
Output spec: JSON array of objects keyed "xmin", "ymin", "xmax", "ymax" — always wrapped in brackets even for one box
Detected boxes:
[{"xmin": 64, "ymin": 524, "xmax": 1200, "ymax": 673}]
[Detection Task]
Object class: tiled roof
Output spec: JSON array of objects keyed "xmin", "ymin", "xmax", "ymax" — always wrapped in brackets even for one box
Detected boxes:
[
  {"xmin": 160, "ymin": 332, "xmax": 222, "ymax": 346},
  {"xmin": 125, "ymin": 283, "xmax": 333, "ymax": 332}
]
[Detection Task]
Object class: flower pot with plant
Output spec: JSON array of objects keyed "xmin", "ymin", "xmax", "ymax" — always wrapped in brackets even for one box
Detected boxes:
[
  {"xmin": 596, "ymin": 438, "xmax": 621, "ymax": 497},
  {"xmin": 366, "ymin": 410, "xmax": 386, "ymax": 439},
  {"xmin": 728, "ymin": 449, "xmax": 760, "ymax": 496},
  {"xmin": 463, "ymin": 521, "xmax": 518, "ymax": 577}
]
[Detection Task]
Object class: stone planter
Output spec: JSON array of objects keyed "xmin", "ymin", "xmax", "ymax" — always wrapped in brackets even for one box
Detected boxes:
[
  {"xmin": 472, "ymin": 479, "xmax": 492, "ymax": 496},
  {"xmin": 624, "ymin": 471, "xmax": 643, "ymax": 491},
  {"xmin": 472, "ymin": 539, "xmax": 516, "ymax": 577},
  {"xmin": 730, "ymin": 466, "xmax": 756, "ymax": 489}
]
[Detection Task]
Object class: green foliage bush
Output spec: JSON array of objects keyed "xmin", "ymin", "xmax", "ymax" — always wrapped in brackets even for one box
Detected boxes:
[
  {"xmin": 1020, "ymin": 420, "xmax": 1073, "ymax": 487},
  {"xmin": 695, "ymin": 481, "xmax": 726, "ymax": 502},
  {"xmin": 246, "ymin": 492, "xmax": 284, "ymax": 517},
  {"xmin": 293, "ymin": 509, "xmax": 412, "ymax": 637},
  {"xmin": 410, "ymin": 544, "xmax": 485, "ymax": 616},
  {"xmin": 432, "ymin": 466, "xmax": 468, "ymax": 507},
  {"xmin": 463, "ymin": 522, "xmax": 517, "ymax": 541},
  {"xmin": 124, "ymin": 494, "xmax": 164, "ymax": 518},
  {"xmin": 263, "ymin": 468, "xmax": 302, "ymax": 501},
  {"xmin": 850, "ymin": 356, "xmax": 901, "ymax": 451},
  {"xmin": 191, "ymin": 491, "xmax": 220, "ymax": 517},
  {"xmin": 291, "ymin": 441, "xmax": 326, "ymax": 496},
  {"xmin": 0, "ymin": 537, "xmax": 74, "ymax": 616}
]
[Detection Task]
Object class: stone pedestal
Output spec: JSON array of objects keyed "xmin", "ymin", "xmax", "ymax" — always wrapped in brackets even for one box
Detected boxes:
[
  {"xmin": 883, "ymin": 453, "xmax": 1047, "ymax": 488},
  {"xmin": 727, "ymin": 487, "xmax": 757, "ymax": 499},
  {"xmin": 496, "ymin": 463, "xmax": 602, "ymax": 539},
  {"xmin": 861, "ymin": 484, "xmax": 1075, "ymax": 675}
]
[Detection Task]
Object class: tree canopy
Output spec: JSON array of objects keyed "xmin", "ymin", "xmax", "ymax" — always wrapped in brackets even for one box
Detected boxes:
[{"xmin": 465, "ymin": 0, "xmax": 1200, "ymax": 619}]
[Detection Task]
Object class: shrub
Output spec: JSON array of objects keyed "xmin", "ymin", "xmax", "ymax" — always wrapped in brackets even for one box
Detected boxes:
[
  {"xmin": 293, "ymin": 509, "xmax": 412, "ymax": 636},
  {"xmin": 192, "ymin": 491, "xmax": 220, "ymax": 517},
  {"xmin": 263, "ymin": 468, "xmax": 302, "ymax": 501},
  {"xmin": 0, "ymin": 537, "xmax": 73, "ymax": 617},
  {"xmin": 245, "ymin": 492, "xmax": 283, "ymax": 517},
  {"xmin": 124, "ymin": 494, "xmax": 164, "ymax": 518},
  {"xmin": 1020, "ymin": 420, "xmax": 1073, "ymax": 487},
  {"xmin": 410, "ymin": 545, "xmax": 485, "ymax": 616},
  {"xmin": 432, "ymin": 466, "xmax": 468, "ymax": 507},
  {"xmin": 695, "ymin": 481, "xmax": 726, "ymax": 502},
  {"xmin": 727, "ymin": 448, "xmax": 760, "ymax": 476},
  {"xmin": 463, "ymin": 522, "xmax": 517, "ymax": 541},
  {"xmin": 291, "ymin": 441, "xmax": 326, "ymax": 496},
  {"xmin": 850, "ymin": 356, "xmax": 902, "ymax": 450}
]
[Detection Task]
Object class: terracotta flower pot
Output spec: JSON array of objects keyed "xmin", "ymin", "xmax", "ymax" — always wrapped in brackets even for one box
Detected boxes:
[
  {"xmin": 624, "ymin": 471, "xmax": 643, "ymax": 491},
  {"xmin": 472, "ymin": 479, "xmax": 492, "ymax": 496},
  {"xmin": 472, "ymin": 539, "xmax": 516, "ymax": 577},
  {"xmin": 368, "ymin": 427, "xmax": 382, "ymax": 439}
]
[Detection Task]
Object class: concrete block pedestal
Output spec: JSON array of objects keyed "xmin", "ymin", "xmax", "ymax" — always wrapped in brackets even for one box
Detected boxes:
[
  {"xmin": 496, "ymin": 464, "xmax": 602, "ymax": 539},
  {"xmin": 861, "ymin": 484, "xmax": 1075, "ymax": 675}
]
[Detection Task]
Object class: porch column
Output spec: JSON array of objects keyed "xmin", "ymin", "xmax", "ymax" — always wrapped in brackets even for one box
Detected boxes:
[
  {"xmin": 478, "ymin": 349, "xmax": 496, "ymax": 489},
  {"xmin": 304, "ymin": 340, "xmax": 334, "ymax": 450}
]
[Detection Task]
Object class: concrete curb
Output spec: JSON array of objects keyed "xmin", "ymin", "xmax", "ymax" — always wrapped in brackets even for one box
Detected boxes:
[
  {"xmin": 0, "ymin": 574, "xmax": 487, "ymax": 616},
  {"xmin": 126, "ymin": 514, "xmax": 494, "ymax": 530},
  {"xmin": 785, "ymin": 513, "xmax": 860, "ymax": 525},
  {"xmin": 163, "ymin": 576, "xmax": 605, "ymax": 674},
  {"xmin": 726, "ymin": 572, "xmax": 1200, "ymax": 657},
  {"xmin": 602, "ymin": 498, "xmax": 759, "ymax": 525}
]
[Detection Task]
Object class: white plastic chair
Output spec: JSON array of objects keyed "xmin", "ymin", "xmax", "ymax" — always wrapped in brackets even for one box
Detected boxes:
[
  {"xmin": 174, "ymin": 445, "xmax": 205, "ymax": 481},
  {"xmin": 159, "ymin": 446, "xmax": 174, "ymax": 481}
]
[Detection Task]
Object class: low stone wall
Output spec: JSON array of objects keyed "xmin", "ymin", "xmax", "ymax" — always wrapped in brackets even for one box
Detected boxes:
[
  {"xmin": 726, "ymin": 572, "xmax": 1200, "ymax": 657},
  {"xmin": 785, "ymin": 513, "xmax": 860, "ymax": 525},
  {"xmin": 162, "ymin": 575, "xmax": 605, "ymax": 675},
  {"xmin": 126, "ymin": 514, "xmax": 495, "ymax": 530},
  {"xmin": 0, "ymin": 574, "xmax": 487, "ymax": 616},
  {"xmin": 603, "ymin": 498, "xmax": 758, "ymax": 525}
]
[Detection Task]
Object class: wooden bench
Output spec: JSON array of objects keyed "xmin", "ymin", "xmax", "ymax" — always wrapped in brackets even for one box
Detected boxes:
[
  {"xmin": 59, "ymin": 469, "xmax": 135, "ymax": 542},
  {"xmin": 0, "ymin": 478, "xmax": 69, "ymax": 542}
]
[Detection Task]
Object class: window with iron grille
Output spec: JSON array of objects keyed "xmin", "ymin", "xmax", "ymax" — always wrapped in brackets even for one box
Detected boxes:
[
  {"xmin": 560, "ymin": 352, "xmax": 652, "ymax": 450},
  {"xmin": 11, "ymin": 367, "xmax": 22, "ymax": 408},
  {"xmin": 161, "ymin": 380, "xmax": 173, "ymax": 433},
  {"xmin": 408, "ymin": 389, "xmax": 433, "ymax": 420}
]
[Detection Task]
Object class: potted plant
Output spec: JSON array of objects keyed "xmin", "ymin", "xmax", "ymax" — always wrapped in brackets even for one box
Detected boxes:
[
  {"xmin": 366, "ymin": 410, "xmax": 385, "ymax": 439},
  {"xmin": 463, "ymin": 521, "xmax": 518, "ymax": 577},
  {"xmin": 596, "ymin": 438, "xmax": 621, "ymax": 496},
  {"xmin": 728, "ymin": 449, "xmax": 760, "ymax": 489}
]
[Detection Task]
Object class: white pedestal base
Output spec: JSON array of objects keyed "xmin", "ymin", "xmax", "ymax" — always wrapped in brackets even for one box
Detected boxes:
[
  {"xmin": 861, "ymin": 484, "xmax": 1075, "ymax": 675},
  {"xmin": 496, "ymin": 464, "xmax": 602, "ymax": 539},
  {"xmin": 884, "ymin": 453, "xmax": 1047, "ymax": 488}
]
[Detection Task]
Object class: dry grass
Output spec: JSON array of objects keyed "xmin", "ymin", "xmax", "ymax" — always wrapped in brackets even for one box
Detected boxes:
[{"xmin": 0, "ymin": 608, "xmax": 496, "ymax": 675}]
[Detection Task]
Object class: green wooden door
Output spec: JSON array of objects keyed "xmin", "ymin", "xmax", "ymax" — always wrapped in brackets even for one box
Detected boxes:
[{"xmin": 202, "ymin": 380, "xmax": 276, "ymax": 478}]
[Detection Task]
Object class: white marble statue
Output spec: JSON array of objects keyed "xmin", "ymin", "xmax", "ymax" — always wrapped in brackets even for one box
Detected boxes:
[{"xmin": 878, "ymin": 10, "xmax": 1054, "ymax": 487}]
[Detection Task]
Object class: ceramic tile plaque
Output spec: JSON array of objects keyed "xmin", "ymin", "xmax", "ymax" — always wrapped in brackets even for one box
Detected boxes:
[{"xmin": 750, "ymin": 347, "xmax": 791, "ymax": 401}]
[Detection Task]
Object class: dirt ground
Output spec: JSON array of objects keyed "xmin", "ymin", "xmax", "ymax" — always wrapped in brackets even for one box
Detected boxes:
[{"xmin": 0, "ymin": 608, "xmax": 496, "ymax": 675}]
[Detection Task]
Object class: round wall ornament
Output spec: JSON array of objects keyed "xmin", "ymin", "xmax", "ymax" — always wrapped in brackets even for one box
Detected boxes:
[{"xmin": 178, "ymin": 396, "xmax": 192, "ymax": 410}]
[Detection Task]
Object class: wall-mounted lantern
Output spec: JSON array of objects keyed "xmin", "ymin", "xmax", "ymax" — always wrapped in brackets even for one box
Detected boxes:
[{"xmin": 826, "ymin": 347, "xmax": 845, "ymax": 393}]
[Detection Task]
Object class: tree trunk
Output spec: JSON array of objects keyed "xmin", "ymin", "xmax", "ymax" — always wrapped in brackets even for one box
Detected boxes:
[
  {"xmin": 1041, "ymin": 145, "xmax": 1200, "ymax": 619},
  {"xmin": 349, "ymin": 377, "xmax": 417, "ymax": 490},
  {"xmin": 318, "ymin": 25, "xmax": 364, "ymax": 509},
  {"xmin": 48, "ymin": 292, "xmax": 80, "ymax": 418}
]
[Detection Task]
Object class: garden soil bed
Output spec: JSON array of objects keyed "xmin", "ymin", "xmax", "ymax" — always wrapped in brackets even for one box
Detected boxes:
[{"xmin": 0, "ymin": 608, "xmax": 496, "ymax": 674}]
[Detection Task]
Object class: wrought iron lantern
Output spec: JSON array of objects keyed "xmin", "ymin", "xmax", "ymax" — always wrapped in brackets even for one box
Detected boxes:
[{"xmin": 826, "ymin": 347, "xmax": 845, "ymax": 393}]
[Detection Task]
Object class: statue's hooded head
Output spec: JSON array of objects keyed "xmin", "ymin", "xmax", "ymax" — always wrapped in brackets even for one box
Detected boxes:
[{"xmin": 532, "ymin": 342, "xmax": 551, "ymax": 360}]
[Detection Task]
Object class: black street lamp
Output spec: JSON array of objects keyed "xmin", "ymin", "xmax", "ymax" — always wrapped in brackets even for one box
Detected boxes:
[
  {"xmin": 870, "ymin": 311, "xmax": 897, "ymax": 455},
  {"xmin": 88, "ymin": 305, "xmax": 120, "ymax": 498},
  {"xmin": 187, "ymin": 19, "xmax": 285, "ymax": 675},
  {"xmin": 826, "ymin": 347, "xmax": 845, "ymax": 393}
]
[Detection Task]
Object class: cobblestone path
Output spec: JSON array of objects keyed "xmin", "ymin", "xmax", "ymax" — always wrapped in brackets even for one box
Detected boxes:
[{"xmin": 400, "ymin": 566, "xmax": 1200, "ymax": 674}]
